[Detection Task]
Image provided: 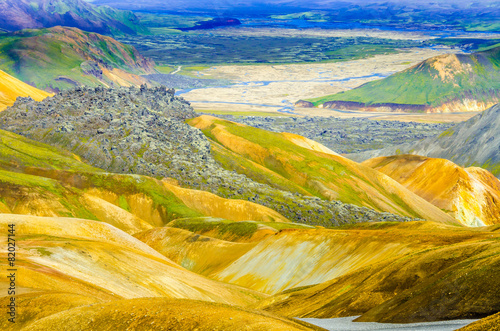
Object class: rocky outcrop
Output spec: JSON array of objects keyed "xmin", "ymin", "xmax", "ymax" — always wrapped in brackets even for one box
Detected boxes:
[{"xmin": 209, "ymin": 113, "xmax": 451, "ymax": 154}]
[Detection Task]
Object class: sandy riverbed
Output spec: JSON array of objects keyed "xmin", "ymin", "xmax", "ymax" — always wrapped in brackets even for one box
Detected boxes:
[
  {"xmin": 179, "ymin": 47, "xmax": 460, "ymax": 118},
  {"xmin": 298, "ymin": 316, "xmax": 478, "ymax": 331}
]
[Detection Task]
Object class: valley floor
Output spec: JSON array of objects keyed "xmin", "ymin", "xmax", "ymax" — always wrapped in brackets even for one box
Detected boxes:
[{"xmin": 178, "ymin": 47, "xmax": 459, "ymax": 116}]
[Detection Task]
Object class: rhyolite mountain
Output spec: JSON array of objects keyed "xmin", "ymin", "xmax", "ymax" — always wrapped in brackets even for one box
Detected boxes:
[
  {"xmin": 0, "ymin": 0, "xmax": 148, "ymax": 35},
  {"xmin": 0, "ymin": 69, "xmax": 53, "ymax": 111},
  {"xmin": 257, "ymin": 222, "xmax": 500, "ymax": 323},
  {"xmin": 308, "ymin": 46, "xmax": 500, "ymax": 113},
  {"xmin": 0, "ymin": 86, "xmax": 424, "ymax": 227},
  {"xmin": 349, "ymin": 103, "xmax": 500, "ymax": 178},
  {"xmin": 189, "ymin": 115, "xmax": 456, "ymax": 224},
  {"xmin": 0, "ymin": 26, "xmax": 155, "ymax": 91},
  {"xmin": 0, "ymin": 84, "xmax": 498, "ymax": 329}
]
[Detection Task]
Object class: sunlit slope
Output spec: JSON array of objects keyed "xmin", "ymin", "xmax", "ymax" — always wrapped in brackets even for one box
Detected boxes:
[
  {"xmin": 189, "ymin": 115, "xmax": 457, "ymax": 224},
  {"xmin": 309, "ymin": 47, "xmax": 500, "ymax": 113},
  {"xmin": 135, "ymin": 220, "xmax": 316, "ymax": 276},
  {"xmin": 259, "ymin": 222, "xmax": 500, "ymax": 322},
  {"xmin": 137, "ymin": 220, "xmax": 486, "ymax": 295},
  {"xmin": 162, "ymin": 180, "xmax": 289, "ymax": 222},
  {"xmin": 0, "ymin": 26, "xmax": 155, "ymax": 91},
  {"xmin": 363, "ymin": 155, "xmax": 500, "ymax": 226},
  {"xmin": 0, "ymin": 70, "xmax": 53, "ymax": 111},
  {"xmin": 135, "ymin": 227, "xmax": 258, "ymax": 276},
  {"xmin": 0, "ymin": 292, "xmax": 102, "ymax": 330},
  {"xmin": 0, "ymin": 129, "xmax": 293, "ymax": 234},
  {"xmin": 281, "ymin": 132, "xmax": 340, "ymax": 156},
  {"xmin": 20, "ymin": 298, "xmax": 324, "ymax": 331},
  {"xmin": 0, "ymin": 215, "xmax": 265, "ymax": 306}
]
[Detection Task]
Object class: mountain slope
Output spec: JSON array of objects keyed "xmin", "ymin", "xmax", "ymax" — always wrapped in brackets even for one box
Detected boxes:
[
  {"xmin": 0, "ymin": 214, "xmax": 265, "ymax": 306},
  {"xmin": 349, "ymin": 103, "xmax": 500, "ymax": 178},
  {"xmin": 0, "ymin": 85, "xmax": 428, "ymax": 227},
  {"xmin": 309, "ymin": 46, "xmax": 500, "ymax": 113},
  {"xmin": 0, "ymin": 0, "xmax": 148, "ymax": 35},
  {"xmin": 0, "ymin": 69, "xmax": 53, "ymax": 111},
  {"xmin": 363, "ymin": 155, "xmax": 500, "ymax": 226},
  {"xmin": 135, "ymin": 220, "xmax": 499, "ymax": 299},
  {"xmin": 0, "ymin": 26, "xmax": 155, "ymax": 91},
  {"xmin": 258, "ymin": 222, "xmax": 500, "ymax": 323},
  {"xmin": 189, "ymin": 115, "xmax": 457, "ymax": 224}
]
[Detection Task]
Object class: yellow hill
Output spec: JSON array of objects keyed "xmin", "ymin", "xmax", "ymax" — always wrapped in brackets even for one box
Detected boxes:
[
  {"xmin": 362, "ymin": 154, "xmax": 500, "ymax": 226},
  {"xmin": 0, "ymin": 70, "xmax": 53, "ymax": 111},
  {"xmin": 18, "ymin": 297, "xmax": 324, "ymax": 331},
  {"xmin": 0, "ymin": 214, "xmax": 265, "ymax": 306},
  {"xmin": 189, "ymin": 115, "xmax": 458, "ymax": 225},
  {"xmin": 136, "ymin": 220, "xmax": 489, "ymax": 295},
  {"xmin": 258, "ymin": 222, "xmax": 500, "ymax": 322},
  {"xmin": 162, "ymin": 180, "xmax": 289, "ymax": 223}
]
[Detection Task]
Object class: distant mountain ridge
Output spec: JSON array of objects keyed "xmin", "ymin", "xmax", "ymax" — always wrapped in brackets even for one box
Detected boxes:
[
  {"xmin": 0, "ymin": 0, "xmax": 148, "ymax": 35},
  {"xmin": 0, "ymin": 26, "xmax": 155, "ymax": 91},
  {"xmin": 309, "ymin": 46, "xmax": 500, "ymax": 113}
]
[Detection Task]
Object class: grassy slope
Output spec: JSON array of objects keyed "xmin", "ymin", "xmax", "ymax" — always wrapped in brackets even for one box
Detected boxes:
[
  {"xmin": 0, "ymin": 128, "xmax": 203, "ymax": 231},
  {"xmin": 309, "ymin": 46, "xmax": 500, "ymax": 108},
  {"xmin": 0, "ymin": 27, "xmax": 154, "ymax": 90},
  {"xmin": 189, "ymin": 115, "xmax": 457, "ymax": 224}
]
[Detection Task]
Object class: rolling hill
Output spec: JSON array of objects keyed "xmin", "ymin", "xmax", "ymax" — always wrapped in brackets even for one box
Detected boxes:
[
  {"xmin": 189, "ymin": 115, "xmax": 458, "ymax": 224},
  {"xmin": 308, "ymin": 46, "xmax": 500, "ymax": 113},
  {"xmin": 0, "ymin": 0, "xmax": 148, "ymax": 35},
  {"xmin": 363, "ymin": 155, "xmax": 500, "ymax": 227},
  {"xmin": 0, "ymin": 69, "xmax": 53, "ymax": 111},
  {"xmin": 0, "ymin": 26, "xmax": 155, "ymax": 91},
  {"xmin": 257, "ymin": 222, "xmax": 500, "ymax": 323},
  {"xmin": 0, "ymin": 85, "xmax": 432, "ymax": 227},
  {"xmin": 349, "ymin": 103, "xmax": 500, "ymax": 178}
]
